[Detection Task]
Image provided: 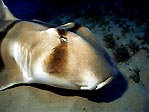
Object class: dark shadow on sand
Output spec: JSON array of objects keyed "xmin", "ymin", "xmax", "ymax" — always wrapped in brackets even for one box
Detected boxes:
[{"xmin": 6, "ymin": 72, "xmax": 128, "ymax": 103}]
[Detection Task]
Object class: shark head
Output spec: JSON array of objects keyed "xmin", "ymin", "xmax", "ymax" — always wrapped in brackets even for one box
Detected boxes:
[{"xmin": 35, "ymin": 27, "xmax": 119, "ymax": 90}]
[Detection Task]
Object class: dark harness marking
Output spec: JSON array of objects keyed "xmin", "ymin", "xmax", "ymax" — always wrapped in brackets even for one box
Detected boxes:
[
  {"xmin": 0, "ymin": 20, "xmax": 21, "ymax": 40},
  {"xmin": 0, "ymin": 20, "xmax": 21, "ymax": 70}
]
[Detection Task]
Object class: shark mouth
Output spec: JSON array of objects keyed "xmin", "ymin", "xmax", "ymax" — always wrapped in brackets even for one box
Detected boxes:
[
  {"xmin": 80, "ymin": 76, "xmax": 113, "ymax": 90},
  {"xmin": 95, "ymin": 76, "xmax": 113, "ymax": 90}
]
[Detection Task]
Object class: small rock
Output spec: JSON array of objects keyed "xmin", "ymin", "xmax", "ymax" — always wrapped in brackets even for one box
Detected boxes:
[
  {"xmin": 129, "ymin": 67, "xmax": 140, "ymax": 83},
  {"xmin": 129, "ymin": 73, "xmax": 140, "ymax": 83}
]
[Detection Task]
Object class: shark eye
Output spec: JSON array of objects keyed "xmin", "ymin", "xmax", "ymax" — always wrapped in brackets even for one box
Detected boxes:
[{"xmin": 59, "ymin": 35, "xmax": 68, "ymax": 44}]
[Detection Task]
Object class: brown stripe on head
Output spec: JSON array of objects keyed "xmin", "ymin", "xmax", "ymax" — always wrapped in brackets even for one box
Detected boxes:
[
  {"xmin": 44, "ymin": 43, "xmax": 68, "ymax": 76},
  {"xmin": 0, "ymin": 20, "xmax": 21, "ymax": 39}
]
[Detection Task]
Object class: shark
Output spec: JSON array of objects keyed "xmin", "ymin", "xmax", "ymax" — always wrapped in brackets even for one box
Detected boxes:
[{"xmin": 0, "ymin": 0, "xmax": 119, "ymax": 90}]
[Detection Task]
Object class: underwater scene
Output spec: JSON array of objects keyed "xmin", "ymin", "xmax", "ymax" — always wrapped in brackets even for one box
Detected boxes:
[{"xmin": 0, "ymin": 0, "xmax": 148, "ymax": 112}]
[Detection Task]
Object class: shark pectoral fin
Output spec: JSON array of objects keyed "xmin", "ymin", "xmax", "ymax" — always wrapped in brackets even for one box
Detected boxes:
[{"xmin": 0, "ymin": 68, "xmax": 24, "ymax": 90}]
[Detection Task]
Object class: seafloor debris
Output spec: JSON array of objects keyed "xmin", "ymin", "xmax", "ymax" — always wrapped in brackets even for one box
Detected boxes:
[
  {"xmin": 129, "ymin": 72, "xmax": 140, "ymax": 83},
  {"xmin": 128, "ymin": 40, "xmax": 140, "ymax": 55},
  {"xmin": 103, "ymin": 34, "xmax": 116, "ymax": 49},
  {"xmin": 142, "ymin": 32, "xmax": 149, "ymax": 45},
  {"xmin": 141, "ymin": 45, "xmax": 149, "ymax": 53},
  {"xmin": 113, "ymin": 45, "xmax": 130, "ymax": 63},
  {"xmin": 129, "ymin": 67, "xmax": 140, "ymax": 83},
  {"xmin": 122, "ymin": 25, "xmax": 130, "ymax": 35}
]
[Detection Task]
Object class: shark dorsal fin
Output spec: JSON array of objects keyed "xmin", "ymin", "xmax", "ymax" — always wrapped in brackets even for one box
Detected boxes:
[{"xmin": 0, "ymin": 0, "xmax": 17, "ymax": 20}]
